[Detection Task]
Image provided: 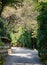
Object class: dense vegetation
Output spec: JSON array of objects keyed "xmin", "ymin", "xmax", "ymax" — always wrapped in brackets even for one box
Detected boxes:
[
  {"xmin": 37, "ymin": 2, "xmax": 47, "ymax": 60},
  {"xmin": 0, "ymin": 0, "xmax": 38, "ymax": 49},
  {"xmin": 0, "ymin": 0, "xmax": 47, "ymax": 61}
]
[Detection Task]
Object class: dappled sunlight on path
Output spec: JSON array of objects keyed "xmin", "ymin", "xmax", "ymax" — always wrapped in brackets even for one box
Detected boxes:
[{"xmin": 5, "ymin": 47, "xmax": 44, "ymax": 65}]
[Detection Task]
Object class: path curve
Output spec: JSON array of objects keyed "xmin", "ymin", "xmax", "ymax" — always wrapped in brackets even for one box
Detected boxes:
[{"xmin": 5, "ymin": 47, "xmax": 44, "ymax": 65}]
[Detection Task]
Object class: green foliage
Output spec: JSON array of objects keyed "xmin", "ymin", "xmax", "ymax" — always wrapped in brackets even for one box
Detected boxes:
[
  {"xmin": 0, "ymin": 0, "xmax": 38, "ymax": 49},
  {"xmin": 3, "ymin": 0, "xmax": 37, "ymax": 49},
  {"xmin": 0, "ymin": 18, "xmax": 5, "ymax": 36},
  {"xmin": 0, "ymin": 18, "xmax": 4, "ymax": 46},
  {"xmin": 0, "ymin": 17, "xmax": 11, "ymax": 46},
  {"xmin": 39, "ymin": 0, "xmax": 47, "ymax": 2},
  {"xmin": 0, "ymin": 18, "xmax": 7, "ymax": 37},
  {"xmin": 37, "ymin": 2, "xmax": 47, "ymax": 60},
  {"xmin": 0, "ymin": 39, "xmax": 4, "ymax": 46},
  {"xmin": 10, "ymin": 26, "xmax": 32, "ymax": 48},
  {"xmin": 18, "ymin": 27, "xmax": 32, "ymax": 48}
]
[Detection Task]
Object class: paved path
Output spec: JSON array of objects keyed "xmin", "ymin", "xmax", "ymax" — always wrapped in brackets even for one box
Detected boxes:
[{"xmin": 5, "ymin": 47, "xmax": 44, "ymax": 65}]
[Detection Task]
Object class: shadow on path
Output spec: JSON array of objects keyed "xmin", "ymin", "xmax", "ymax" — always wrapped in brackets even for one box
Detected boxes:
[{"xmin": 5, "ymin": 47, "xmax": 44, "ymax": 65}]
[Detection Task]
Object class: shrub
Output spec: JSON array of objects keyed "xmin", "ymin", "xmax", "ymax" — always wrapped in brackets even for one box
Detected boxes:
[{"xmin": 37, "ymin": 2, "xmax": 47, "ymax": 60}]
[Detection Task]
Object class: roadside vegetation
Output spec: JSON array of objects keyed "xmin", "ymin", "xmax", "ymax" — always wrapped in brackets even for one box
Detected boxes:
[{"xmin": 0, "ymin": 0, "xmax": 47, "ymax": 64}]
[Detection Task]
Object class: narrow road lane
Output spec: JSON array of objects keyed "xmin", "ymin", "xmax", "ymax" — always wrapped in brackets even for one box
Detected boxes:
[{"xmin": 5, "ymin": 47, "xmax": 44, "ymax": 65}]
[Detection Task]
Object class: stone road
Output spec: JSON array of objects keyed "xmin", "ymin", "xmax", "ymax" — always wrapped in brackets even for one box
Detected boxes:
[{"xmin": 4, "ymin": 47, "xmax": 44, "ymax": 65}]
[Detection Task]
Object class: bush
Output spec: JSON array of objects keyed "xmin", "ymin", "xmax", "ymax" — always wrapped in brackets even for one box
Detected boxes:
[
  {"xmin": 10, "ymin": 26, "xmax": 32, "ymax": 48},
  {"xmin": 37, "ymin": 2, "xmax": 47, "ymax": 60}
]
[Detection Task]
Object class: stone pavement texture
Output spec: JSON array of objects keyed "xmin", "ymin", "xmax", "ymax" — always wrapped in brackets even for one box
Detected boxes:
[{"xmin": 4, "ymin": 47, "xmax": 44, "ymax": 65}]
